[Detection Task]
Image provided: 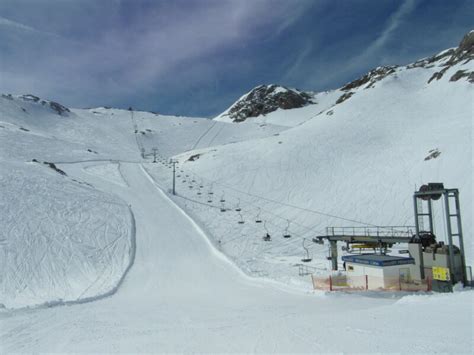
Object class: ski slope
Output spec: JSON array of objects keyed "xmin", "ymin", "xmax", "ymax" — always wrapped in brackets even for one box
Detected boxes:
[
  {"xmin": 0, "ymin": 160, "xmax": 134, "ymax": 309},
  {"xmin": 0, "ymin": 32, "xmax": 473, "ymax": 352},
  {"xmin": 1, "ymin": 162, "xmax": 471, "ymax": 353},
  {"xmin": 156, "ymin": 46, "xmax": 473, "ymax": 283}
]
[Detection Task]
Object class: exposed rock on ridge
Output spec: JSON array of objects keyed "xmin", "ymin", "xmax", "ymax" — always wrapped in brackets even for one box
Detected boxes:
[
  {"xmin": 341, "ymin": 66, "xmax": 398, "ymax": 92},
  {"xmin": 426, "ymin": 30, "xmax": 474, "ymax": 83},
  {"xmin": 220, "ymin": 85, "xmax": 314, "ymax": 123},
  {"xmin": 1, "ymin": 94, "xmax": 71, "ymax": 116}
]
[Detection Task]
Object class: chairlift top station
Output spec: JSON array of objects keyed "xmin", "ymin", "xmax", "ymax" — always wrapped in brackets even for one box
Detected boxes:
[{"xmin": 315, "ymin": 183, "xmax": 471, "ymax": 292}]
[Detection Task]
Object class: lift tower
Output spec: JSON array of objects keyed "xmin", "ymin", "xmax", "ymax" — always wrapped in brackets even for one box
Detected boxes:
[{"xmin": 414, "ymin": 183, "xmax": 467, "ymax": 285}]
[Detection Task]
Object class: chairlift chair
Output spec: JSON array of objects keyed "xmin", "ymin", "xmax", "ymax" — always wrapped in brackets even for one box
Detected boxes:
[
  {"xmin": 262, "ymin": 221, "xmax": 271, "ymax": 241},
  {"xmin": 255, "ymin": 208, "xmax": 262, "ymax": 223},
  {"xmin": 301, "ymin": 238, "xmax": 312, "ymax": 262},
  {"xmin": 283, "ymin": 219, "xmax": 291, "ymax": 238},
  {"xmin": 235, "ymin": 198, "xmax": 242, "ymax": 212}
]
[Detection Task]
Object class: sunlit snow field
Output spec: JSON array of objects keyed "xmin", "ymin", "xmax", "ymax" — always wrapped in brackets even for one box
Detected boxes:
[{"xmin": 0, "ymin": 41, "xmax": 472, "ymax": 352}]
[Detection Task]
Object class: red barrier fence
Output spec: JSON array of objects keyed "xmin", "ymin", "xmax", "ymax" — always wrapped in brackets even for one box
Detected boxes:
[{"xmin": 312, "ymin": 274, "xmax": 431, "ymax": 292}]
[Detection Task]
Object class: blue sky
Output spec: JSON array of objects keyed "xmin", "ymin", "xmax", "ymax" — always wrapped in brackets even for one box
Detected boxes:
[{"xmin": 0, "ymin": 0, "xmax": 472, "ymax": 117}]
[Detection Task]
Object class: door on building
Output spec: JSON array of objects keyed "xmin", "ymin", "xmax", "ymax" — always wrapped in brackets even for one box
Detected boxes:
[{"xmin": 399, "ymin": 268, "xmax": 411, "ymax": 283}]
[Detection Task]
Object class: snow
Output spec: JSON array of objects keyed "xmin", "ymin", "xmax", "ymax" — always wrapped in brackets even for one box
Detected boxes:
[
  {"xmin": 1, "ymin": 162, "xmax": 472, "ymax": 353},
  {"xmin": 0, "ymin": 39, "xmax": 473, "ymax": 352},
  {"xmin": 142, "ymin": 53, "xmax": 473, "ymax": 287},
  {"xmin": 0, "ymin": 162, "xmax": 134, "ymax": 309},
  {"xmin": 84, "ymin": 162, "xmax": 128, "ymax": 187}
]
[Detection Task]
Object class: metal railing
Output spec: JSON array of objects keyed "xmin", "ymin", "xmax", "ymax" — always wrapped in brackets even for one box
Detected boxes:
[
  {"xmin": 297, "ymin": 264, "xmax": 320, "ymax": 276},
  {"xmin": 326, "ymin": 226, "xmax": 415, "ymax": 238}
]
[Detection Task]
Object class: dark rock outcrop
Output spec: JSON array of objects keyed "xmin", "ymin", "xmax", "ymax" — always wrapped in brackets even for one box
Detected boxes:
[
  {"xmin": 49, "ymin": 101, "xmax": 70, "ymax": 116},
  {"xmin": 17, "ymin": 94, "xmax": 71, "ymax": 116},
  {"xmin": 341, "ymin": 66, "xmax": 398, "ymax": 92},
  {"xmin": 221, "ymin": 85, "xmax": 314, "ymax": 122},
  {"xmin": 426, "ymin": 30, "xmax": 474, "ymax": 83},
  {"xmin": 336, "ymin": 92, "xmax": 354, "ymax": 104}
]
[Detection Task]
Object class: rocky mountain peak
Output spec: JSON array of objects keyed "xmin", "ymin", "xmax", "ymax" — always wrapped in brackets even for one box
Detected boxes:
[
  {"xmin": 2, "ymin": 94, "xmax": 71, "ymax": 116},
  {"xmin": 219, "ymin": 84, "xmax": 314, "ymax": 123},
  {"xmin": 420, "ymin": 30, "xmax": 474, "ymax": 83},
  {"xmin": 341, "ymin": 65, "xmax": 398, "ymax": 91}
]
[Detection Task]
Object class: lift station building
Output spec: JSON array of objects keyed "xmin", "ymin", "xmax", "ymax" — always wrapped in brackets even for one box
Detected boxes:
[
  {"xmin": 342, "ymin": 254, "xmax": 417, "ymax": 290},
  {"xmin": 315, "ymin": 183, "xmax": 470, "ymax": 292}
]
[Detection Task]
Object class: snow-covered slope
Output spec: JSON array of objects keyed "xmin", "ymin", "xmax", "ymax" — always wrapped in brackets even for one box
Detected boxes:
[
  {"xmin": 152, "ymin": 31, "xmax": 474, "ymax": 283},
  {"xmin": 0, "ymin": 30, "xmax": 472, "ymax": 354},
  {"xmin": 2, "ymin": 162, "xmax": 471, "ymax": 353},
  {"xmin": 0, "ymin": 161, "xmax": 134, "ymax": 308},
  {"xmin": 0, "ymin": 94, "xmax": 286, "ymax": 308}
]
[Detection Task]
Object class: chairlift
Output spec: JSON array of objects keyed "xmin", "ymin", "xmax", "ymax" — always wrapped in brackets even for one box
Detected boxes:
[
  {"xmin": 238, "ymin": 211, "xmax": 245, "ymax": 224},
  {"xmin": 255, "ymin": 208, "xmax": 262, "ymax": 223},
  {"xmin": 220, "ymin": 192, "xmax": 226, "ymax": 203},
  {"xmin": 262, "ymin": 221, "xmax": 271, "ymax": 241},
  {"xmin": 220, "ymin": 201, "xmax": 226, "ymax": 212},
  {"xmin": 283, "ymin": 219, "xmax": 291, "ymax": 238},
  {"xmin": 312, "ymin": 237, "xmax": 324, "ymax": 245},
  {"xmin": 301, "ymin": 238, "xmax": 312, "ymax": 262},
  {"xmin": 235, "ymin": 198, "xmax": 242, "ymax": 212}
]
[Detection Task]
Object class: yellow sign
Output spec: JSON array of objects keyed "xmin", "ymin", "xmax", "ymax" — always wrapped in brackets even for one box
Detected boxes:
[{"xmin": 432, "ymin": 266, "xmax": 451, "ymax": 281}]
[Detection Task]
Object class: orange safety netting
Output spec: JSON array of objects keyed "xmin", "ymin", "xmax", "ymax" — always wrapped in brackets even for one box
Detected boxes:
[{"xmin": 311, "ymin": 274, "xmax": 431, "ymax": 292}]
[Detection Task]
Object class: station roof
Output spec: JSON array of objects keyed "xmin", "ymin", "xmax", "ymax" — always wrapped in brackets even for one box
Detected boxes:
[{"xmin": 342, "ymin": 254, "xmax": 415, "ymax": 267}]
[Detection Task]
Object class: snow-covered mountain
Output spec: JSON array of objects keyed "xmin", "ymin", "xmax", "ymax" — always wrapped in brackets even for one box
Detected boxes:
[
  {"xmin": 165, "ymin": 30, "xmax": 473, "ymax": 283},
  {"xmin": 215, "ymin": 84, "xmax": 316, "ymax": 123},
  {"xmin": 0, "ymin": 30, "xmax": 472, "ymax": 354}
]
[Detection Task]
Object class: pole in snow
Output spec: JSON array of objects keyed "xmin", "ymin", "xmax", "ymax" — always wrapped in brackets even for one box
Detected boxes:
[
  {"xmin": 152, "ymin": 148, "xmax": 158, "ymax": 163},
  {"xmin": 172, "ymin": 160, "xmax": 176, "ymax": 195}
]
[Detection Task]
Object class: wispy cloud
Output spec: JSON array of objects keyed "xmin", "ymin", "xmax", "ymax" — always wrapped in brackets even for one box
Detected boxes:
[
  {"xmin": 0, "ymin": 0, "xmax": 470, "ymax": 116},
  {"xmin": 0, "ymin": 16, "xmax": 59, "ymax": 37},
  {"xmin": 0, "ymin": 0, "xmax": 305, "ymax": 109},
  {"xmin": 291, "ymin": 0, "xmax": 420, "ymax": 91},
  {"xmin": 358, "ymin": 0, "xmax": 418, "ymax": 61}
]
